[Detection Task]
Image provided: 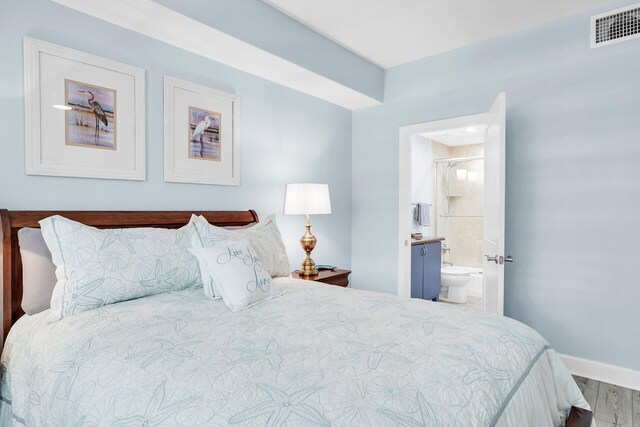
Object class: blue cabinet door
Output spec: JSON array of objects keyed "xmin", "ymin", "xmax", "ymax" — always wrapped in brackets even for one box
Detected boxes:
[
  {"xmin": 423, "ymin": 242, "xmax": 442, "ymax": 301},
  {"xmin": 410, "ymin": 245, "xmax": 424, "ymax": 299}
]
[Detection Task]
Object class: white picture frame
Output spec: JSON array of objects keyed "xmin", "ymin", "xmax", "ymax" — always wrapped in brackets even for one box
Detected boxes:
[
  {"xmin": 23, "ymin": 37, "xmax": 146, "ymax": 181},
  {"xmin": 164, "ymin": 76, "xmax": 240, "ymax": 186}
]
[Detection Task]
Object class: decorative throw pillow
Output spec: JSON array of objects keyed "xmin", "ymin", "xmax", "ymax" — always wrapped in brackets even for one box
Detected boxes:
[
  {"xmin": 187, "ymin": 217, "xmax": 220, "ymax": 300},
  {"xmin": 18, "ymin": 228, "xmax": 57, "ymax": 315},
  {"xmin": 189, "ymin": 240, "xmax": 283, "ymax": 311},
  {"xmin": 40, "ymin": 215, "xmax": 202, "ymax": 319},
  {"xmin": 191, "ymin": 214, "xmax": 291, "ymax": 281},
  {"xmin": 189, "ymin": 215, "xmax": 223, "ymax": 299}
]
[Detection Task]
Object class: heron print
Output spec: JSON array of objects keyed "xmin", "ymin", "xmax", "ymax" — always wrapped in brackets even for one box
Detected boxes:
[
  {"xmin": 65, "ymin": 79, "xmax": 117, "ymax": 149},
  {"xmin": 188, "ymin": 106, "xmax": 221, "ymax": 161}
]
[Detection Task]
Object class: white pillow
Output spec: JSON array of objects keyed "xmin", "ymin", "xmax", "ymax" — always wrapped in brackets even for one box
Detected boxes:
[
  {"xmin": 189, "ymin": 240, "xmax": 283, "ymax": 311},
  {"xmin": 40, "ymin": 215, "xmax": 202, "ymax": 319},
  {"xmin": 187, "ymin": 244, "xmax": 227, "ymax": 300},
  {"xmin": 18, "ymin": 228, "xmax": 57, "ymax": 315},
  {"xmin": 189, "ymin": 215, "xmax": 223, "ymax": 299},
  {"xmin": 190, "ymin": 214, "xmax": 290, "ymax": 298},
  {"xmin": 238, "ymin": 216, "xmax": 291, "ymax": 277}
]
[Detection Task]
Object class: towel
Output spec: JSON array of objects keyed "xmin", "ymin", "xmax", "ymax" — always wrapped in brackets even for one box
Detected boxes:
[{"xmin": 414, "ymin": 203, "xmax": 430, "ymax": 227}]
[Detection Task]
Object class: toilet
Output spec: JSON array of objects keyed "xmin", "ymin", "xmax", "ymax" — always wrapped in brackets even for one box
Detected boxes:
[{"xmin": 440, "ymin": 266, "xmax": 472, "ymax": 303}]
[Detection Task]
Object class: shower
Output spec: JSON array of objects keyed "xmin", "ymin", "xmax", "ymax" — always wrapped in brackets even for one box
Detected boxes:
[{"xmin": 433, "ymin": 154, "xmax": 485, "ymax": 304}]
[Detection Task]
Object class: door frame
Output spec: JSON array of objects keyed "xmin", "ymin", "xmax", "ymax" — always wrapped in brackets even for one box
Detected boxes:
[{"xmin": 397, "ymin": 112, "xmax": 491, "ymax": 298}]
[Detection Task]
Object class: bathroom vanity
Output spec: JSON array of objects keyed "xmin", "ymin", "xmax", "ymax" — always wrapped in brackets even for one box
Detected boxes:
[{"xmin": 411, "ymin": 238, "xmax": 443, "ymax": 301}]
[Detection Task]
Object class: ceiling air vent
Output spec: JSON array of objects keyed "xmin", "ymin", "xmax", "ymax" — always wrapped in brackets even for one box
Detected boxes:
[{"xmin": 591, "ymin": 3, "xmax": 640, "ymax": 47}]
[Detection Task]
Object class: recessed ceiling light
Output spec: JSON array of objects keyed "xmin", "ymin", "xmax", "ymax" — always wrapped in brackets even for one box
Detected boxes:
[
  {"xmin": 465, "ymin": 127, "xmax": 477, "ymax": 133},
  {"xmin": 52, "ymin": 104, "xmax": 72, "ymax": 110}
]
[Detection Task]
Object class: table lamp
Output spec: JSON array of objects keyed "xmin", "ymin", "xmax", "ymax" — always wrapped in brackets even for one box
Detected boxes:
[{"xmin": 283, "ymin": 183, "xmax": 332, "ymax": 277}]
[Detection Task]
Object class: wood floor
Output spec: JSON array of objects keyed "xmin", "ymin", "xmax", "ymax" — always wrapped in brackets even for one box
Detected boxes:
[{"xmin": 574, "ymin": 376, "xmax": 640, "ymax": 427}]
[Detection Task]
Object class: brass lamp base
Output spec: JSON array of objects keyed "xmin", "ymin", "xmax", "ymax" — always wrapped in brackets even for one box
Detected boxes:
[{"xmin": 299, "ymin": 214, "xmax": 318, "ymax": 277}]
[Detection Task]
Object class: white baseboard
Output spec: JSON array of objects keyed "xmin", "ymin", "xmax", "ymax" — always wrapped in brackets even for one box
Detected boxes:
[{"xmin": 560, "ymin": 353, "xmax": 640, "ymax": 390}]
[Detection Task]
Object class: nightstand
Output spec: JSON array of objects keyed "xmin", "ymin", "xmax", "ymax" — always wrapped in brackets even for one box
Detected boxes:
[{"xmin": 291, "ymin": 269, "xmax": 351, "ymax": 287}]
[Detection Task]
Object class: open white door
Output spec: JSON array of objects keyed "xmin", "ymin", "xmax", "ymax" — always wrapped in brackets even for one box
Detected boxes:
[{"xmin": 483, "ymin": 92, "xmax": 507, "ymax": 315}]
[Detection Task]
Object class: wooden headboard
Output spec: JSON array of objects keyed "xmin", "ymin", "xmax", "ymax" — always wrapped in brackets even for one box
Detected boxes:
[{"xmin": 0, "ymin": 209, "xmax": 259, "ymax": 340}]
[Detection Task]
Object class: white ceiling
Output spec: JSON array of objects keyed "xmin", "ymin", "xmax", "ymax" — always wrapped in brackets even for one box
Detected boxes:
[
  {"xmin": 265, "ymin": 0, "xmax": 618, "ymax": 68},
  {"xmin": 421, "ymin": 125, "xmax": 487, "ymax": 146}
]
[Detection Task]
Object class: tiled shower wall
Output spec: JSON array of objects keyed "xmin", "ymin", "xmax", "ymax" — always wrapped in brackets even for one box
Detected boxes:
[{"xmin": 433, "ymin": 142, "xmax": 485, "ymax": 268}]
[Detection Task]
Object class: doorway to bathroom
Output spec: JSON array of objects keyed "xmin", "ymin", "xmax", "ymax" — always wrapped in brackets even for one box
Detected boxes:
[{"xmin": 397, "ymin": 93, "xmax": 507, "ymax": 315}]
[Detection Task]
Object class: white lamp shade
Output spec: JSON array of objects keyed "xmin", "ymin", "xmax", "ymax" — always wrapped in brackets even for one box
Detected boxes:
[{"xmin": 284, "ymin": 183, "xmax": 332, "ymax": 215}]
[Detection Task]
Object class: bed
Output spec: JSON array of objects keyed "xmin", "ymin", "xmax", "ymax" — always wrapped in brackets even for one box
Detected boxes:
[{"xmin": 0, "ymin": 210, "xmax": 591, "ymax": 426}]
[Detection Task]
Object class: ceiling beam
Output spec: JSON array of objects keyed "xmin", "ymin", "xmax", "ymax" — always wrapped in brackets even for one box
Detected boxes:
[{"xmin": 51, "ymin": 0, "xmax": 382, "ymax": 110}]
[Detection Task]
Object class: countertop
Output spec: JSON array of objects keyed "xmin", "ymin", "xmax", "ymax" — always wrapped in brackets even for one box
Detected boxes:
[{"xmin": 411, "ymin": 237, "xmax": 445, "ymax": 245}]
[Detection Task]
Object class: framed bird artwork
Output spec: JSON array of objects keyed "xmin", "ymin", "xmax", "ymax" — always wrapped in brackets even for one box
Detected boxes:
[
  {"xmin": 23, "ymin": 37, "xmax": 146, "ymax": 181},
  {"xmin": 65, "ymin": 79, "xmax": 117, "ymax": 150},
  {"xmin": 188, "ymin": 106, "xmax": 221, "ymax": 161},
  {"xmin": 163, "ymin": 76, "xmax": 240, "ymax": 186}
]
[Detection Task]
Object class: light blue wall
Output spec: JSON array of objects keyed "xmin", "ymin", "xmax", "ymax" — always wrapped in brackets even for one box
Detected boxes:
[
  {"xmin": 2, "ymin": 0, "xmax": 638, "ymax": 373},
  {"xmin": 0, "ymin": 0, "xmax": 352, "ymax": 272},
  {"xmin": 154, "ymin": 0, "xmax": 384, "ymax": 102},
  {"xmin": 352, "ymin": 0, "xmax": 640, "ymax": 370}
]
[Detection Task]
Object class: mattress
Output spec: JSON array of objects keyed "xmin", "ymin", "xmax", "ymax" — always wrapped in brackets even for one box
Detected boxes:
[{"xmin": 0, "ymin": 277, "xmax": 589, "ymax": 426}]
